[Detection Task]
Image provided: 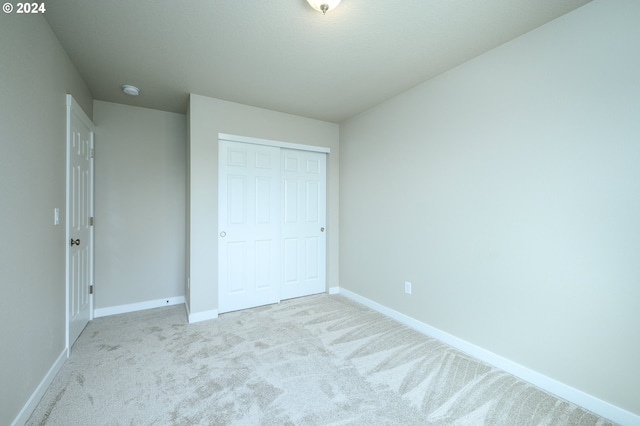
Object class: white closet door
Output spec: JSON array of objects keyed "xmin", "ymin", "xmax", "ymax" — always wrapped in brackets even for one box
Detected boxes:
[
  {"xmin": 67, "ymin": 96, "xmax": 94, "ymax": 349},
  {"xmin": 218, "ymin": 141, "xmax": 281, "ymax": 313},
  {"xmin": 281, "ymin": 149, "xmax": 326, "ymax": 300}
]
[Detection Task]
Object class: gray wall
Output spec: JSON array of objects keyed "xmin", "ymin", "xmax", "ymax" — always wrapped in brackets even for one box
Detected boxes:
[
  {"xmin": 0, "ymin": 15, "xmax": 93, "ymax": 425},
  {"xmin": 339, "ymin": 0, "xmax": 639, "ymax": 415},
  {"xmin": 188, "ymin": 95, "xmax": 340, "ymax": 316},
  {"xmin": 93, "ymin": 101, "xmax": 186, "ymax": 309}
]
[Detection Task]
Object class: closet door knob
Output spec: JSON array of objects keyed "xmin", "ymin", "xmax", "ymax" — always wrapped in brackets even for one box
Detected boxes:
[
  {"xmin": 320, "ymin": 227, "xmax": 325, "ymax": 232},
  {"xmin": 70, "ymin": 238, "xmax": 80, "ymax": 246},
  {"xmin": 220, "ymin": 231, "xmax": 226, "ymax": 237}
]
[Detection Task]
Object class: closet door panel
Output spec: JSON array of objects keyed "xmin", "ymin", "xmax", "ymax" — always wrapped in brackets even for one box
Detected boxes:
[
  {"xmin": 219, "ymin": 141, "xmax": 281, "ymax": 313},
  {"xmin": 281, "ymin": 149, "xmax": 327, "ymax": 300}
]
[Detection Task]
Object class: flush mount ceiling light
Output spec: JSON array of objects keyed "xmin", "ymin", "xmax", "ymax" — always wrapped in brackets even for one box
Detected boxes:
[
  {"xmin": 122, "ymin": 84, "xmax": 140, "ymax": 96},
  {"xmin": 306, "ymin": 0, "xmax": 341, "ymax": 14}
]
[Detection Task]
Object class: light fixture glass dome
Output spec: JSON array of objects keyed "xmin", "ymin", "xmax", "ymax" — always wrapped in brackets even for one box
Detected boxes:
[{"xmin": 306, "ymin": 0, "xmax": 342, "ymax": 14}]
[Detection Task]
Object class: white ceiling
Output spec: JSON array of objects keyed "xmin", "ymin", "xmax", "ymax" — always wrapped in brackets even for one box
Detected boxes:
[{"xmin": 44, "ymin": 0, "xmax": 592, "ymax": 123}]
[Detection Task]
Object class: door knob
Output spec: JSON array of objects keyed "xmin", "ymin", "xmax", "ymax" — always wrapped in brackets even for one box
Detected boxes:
[
  {"xmin": 320, "ymin": 227, "xmax": 325, "ymax": 232},
  {"xmin": 70, "ymin": 238, "xmax": 80, "ymax": 246},
  {"xmin": 220, "ymin": 231, "xmax": 226, "ymax": 238}
]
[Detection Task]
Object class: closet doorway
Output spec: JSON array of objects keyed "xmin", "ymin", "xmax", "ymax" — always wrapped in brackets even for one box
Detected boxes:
[{"xmin": 218, "ymin": 134, "xmax": 328, "ymax": 313}]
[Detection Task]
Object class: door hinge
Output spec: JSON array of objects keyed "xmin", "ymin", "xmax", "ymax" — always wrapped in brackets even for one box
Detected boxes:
[
  {"xmin": 89, "ymin": 217, "xmax": 94, "ymax": 226},
  {"xmin": 89, "ymin": 285, "xmax": 94, "ymax": 295},
  {"xmin": 90, "ymin": 148, "xmax": 95, "ymax": 158}
]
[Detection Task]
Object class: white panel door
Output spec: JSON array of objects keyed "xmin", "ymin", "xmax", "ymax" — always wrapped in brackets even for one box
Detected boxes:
[
  {"xmin": 67, "ymin": 96, "xmax": 94, "ymax": 350},
  {"xmin": 281, "ymin": 149, "xmax": 326, "ymax": 300},
  {"xmin": 219, "ymin": 141, "xmax": 281, "ymax": 313}
]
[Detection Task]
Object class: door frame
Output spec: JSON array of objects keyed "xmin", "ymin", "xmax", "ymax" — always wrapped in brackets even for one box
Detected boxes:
[
  {"xmin": 65, "ymin": 94, "xmax": 95, "ymax": 356},
  {"xmin": 217, "ymin": 134, "xmax": 329, "ymax": 313},
  {"xmin": 219, "ymin": 133, "xmax": 330, "ymax": 154}
]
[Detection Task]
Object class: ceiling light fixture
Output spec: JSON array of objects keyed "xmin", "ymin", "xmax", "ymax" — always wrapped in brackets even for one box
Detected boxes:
[
  {"xmin": 122, "ymin": 84, "xmax": 140, "ymax": 96},
  {"xmin": 306, "ymin": 0, "xmax": 341, "ymax": 15}
]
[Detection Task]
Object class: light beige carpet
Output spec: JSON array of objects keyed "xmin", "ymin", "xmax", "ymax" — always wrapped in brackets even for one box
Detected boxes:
[{"xmin": 28, "ymin": 294, "xmax": 615, "ymax": 425}]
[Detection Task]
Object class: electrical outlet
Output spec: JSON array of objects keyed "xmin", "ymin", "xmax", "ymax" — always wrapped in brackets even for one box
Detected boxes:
[{"xmin": 404, "ymin": 281, "xmax": 412, "ymax": 295}]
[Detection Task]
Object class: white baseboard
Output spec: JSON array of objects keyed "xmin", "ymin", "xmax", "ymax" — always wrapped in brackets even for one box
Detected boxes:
[
  {"xmin": 11, "ymin": 349, "xmax": 67, "ymax": 426},
  {"xmin": 94, "ymin": 296, "xmax": 185, "ymax": 318},
  {"xmin": 328, "ymin": 286, "xmax": 340, "ymax": 295},
  {"xmin": 334, "ymin": 287, "xmax": 638, "ymax": 426},
  {"xmin": 185, "ymin": 303, "xmax": 218, "ymax": 323}
]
